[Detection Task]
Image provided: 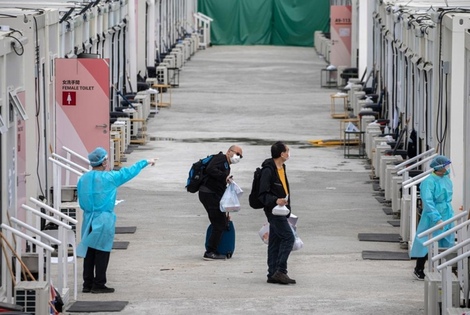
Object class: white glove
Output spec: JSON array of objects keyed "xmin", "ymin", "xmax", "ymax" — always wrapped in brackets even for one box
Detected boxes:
[{"xmin": 147, "ymin": 158, "xmax": 156, "ymax": 166}]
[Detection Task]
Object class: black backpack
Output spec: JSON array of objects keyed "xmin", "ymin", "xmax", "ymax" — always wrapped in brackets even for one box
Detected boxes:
[
  {"xmin": 249, "ymin": 167, "xmax": 265, "ymax": 209},
  {"xmin": 186, "ymin": 155, "xmax": 214, "ymax": 193}
]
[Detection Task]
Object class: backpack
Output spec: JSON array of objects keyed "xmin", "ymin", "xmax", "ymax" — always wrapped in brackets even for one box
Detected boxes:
[
  {"xmin": 249, "ymin": 167, "xmax": 265, "ymax": 209},
  {"xmin": 186, "ymin": 155, "xmax": 214, "ymax": 193}
]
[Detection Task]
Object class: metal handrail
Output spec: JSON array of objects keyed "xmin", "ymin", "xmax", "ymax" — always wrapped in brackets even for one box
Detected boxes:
[
  {"xmin": 29, "ymin": 197, "xmax": 78, "ymax": 225},
  {"xmin": 394, "ymin": 148, "xmax": 435, "ymax": 170},
  {"xmin": 10, "ymin": 218, "xmax": 61, "ymax": 246},
  {"xmin": 402, "ymin": 168, "xmax": 433, "ymax": 188},
  {"xmin": 52, "ymin": 153, "xmax": 89, "ymax": 173},
  {"xmin": 21, "ymin": 204, "xmax": 73, "ymax": 230},
  {"xmin": 397, "ymin": 153, "xmax": 437, "ymax": 175},
  {"xmin": 48, "ymin": 157, "xmax": 82, "ymax": 176},
  {"xmin": 62, "ymin": 146, "xmax": 89, "ymax": 164},
  {"xmin": 432, "ymin": 237, "xmax": 470, "ymax": 262},
  {"xmin": 438, "ymin": 250, "xmax": 470, "ymax": 271},
  {"xmin": 419, "ymin": 211, "xmax": 468, "ymax": 241},
  {"xmin": 0, "ymin": 224, "xmax": 54, "ymax": 252},
  {"xmin": 10, "ymin": 217, "xmax": 61, "ymax": 285}
]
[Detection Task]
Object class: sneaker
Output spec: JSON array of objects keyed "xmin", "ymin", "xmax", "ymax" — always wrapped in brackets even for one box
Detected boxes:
[
  {"xmin": 91, "ymin": 286, "xmax": 115, "ymax": 294},
  {"xmin": 82, "ymin": 287, "xmax": 92, "ymax": 293},
  {"xmin": 271, "ymin": 271, "xmax": 291, "ymax": 285},
  {"xmin": 413, "ymin": 269, "xmax": 425, "ymax": 281},
  {"xmin": 203, "ymin": 252, "xmax": 226, "ymax": 261}
]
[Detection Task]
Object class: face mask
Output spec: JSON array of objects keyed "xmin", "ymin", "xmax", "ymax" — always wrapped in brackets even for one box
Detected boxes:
[
  {"xmin": 230, "ymin": 154, "xmax": 241, "ymax": 164},
  {"xmin": 444, "ymin": 169, "xmax": 450, "ymax": 176}
]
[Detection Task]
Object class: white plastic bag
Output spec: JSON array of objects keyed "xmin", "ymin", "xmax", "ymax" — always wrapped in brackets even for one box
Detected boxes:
[
  {"xmin": 258, "ymin": 219, "xmax": 304, "ymax": 251},
  {"xmin": 231, "ymin": 180, "xmax": 243, "ymax": 197},
  {"xmin": 272, "ymin": 205, "xmax": 289, "ymax": 216},
  {"xmin": 258, "ymin": 223, "xmax": 269, "ymax": 244},
  {"xmin": 290, "ymin": 224, "xmax": 304, "ymax": 251},
  {"xmin": 220, "ymin": 182, "xmax": 241, "ymax": 212}
]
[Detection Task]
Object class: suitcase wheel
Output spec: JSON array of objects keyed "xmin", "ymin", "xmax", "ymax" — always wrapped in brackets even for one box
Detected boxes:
[{"xmin": 226, "ymin": 252, "xmax": 232, "ymax": 259}]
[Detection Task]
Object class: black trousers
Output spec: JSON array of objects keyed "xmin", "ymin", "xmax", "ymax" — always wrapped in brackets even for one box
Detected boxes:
[
  {"xmin": 199, "ymin": 191, "xmax": 227, "ymax": 254},
  {"xmin": 415, "ymin": 254, "xmax": 428, "ymax": 271},
  {"xmin": 83, "ymin": 247, "xmax": 110, "ymax": 289}
]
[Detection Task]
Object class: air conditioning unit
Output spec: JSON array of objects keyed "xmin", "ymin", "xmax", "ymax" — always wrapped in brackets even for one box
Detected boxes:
[
  {"xmin": 15, "ymin": 281, "xmax": 49, "ymax": 315},
  {"xmin": 391, "ymin": 176, "xmax": 403, "ymax": 214},
  {"xmin": 162, "ymin": 57, "xmax": 175, "ymax": 80},
  {"xmin": 116, "ymin": 118, "xmax": 131, "ymax": 148},
  {"xmin": 384, "ymin": 165, "xmax": 398, "ymax": 200},
  {"xmin": 336, "ymin": 66, "xmax": 347, "ymax": 87},
  {"xmin": 111, "ymin": 123, "xmax": 127, "ymax": 153},
  {"xmin": 373, "ymin": 143, "xmax": 391, "ymax": 177},
  {"xmin": 191, "ymin": 33, "xmax": 199, "ymax": 53},
  {"xmin": 425, "ymin": 272, "xmax": 460, "ymax": 315},
  {"xmin": 170, "ymin": 48, "xmax": 183, "ymax": 69},
  {"xmin": 379, "ymin": 155, "xmax": 402, "ymax": 191},
  {"xmin": 134, "ymin": 92, "xmax": 151, "ymax": 120},
  {"xmin": 175, "ymin": 44, "xmax": 186, "ymax": 63},
  {"xmin": 360, "ymin": 115, "xmax": 375, "ymax": 132},
  {"xmin": 347, "ymin": 84, "xmax": 363, "ymax": 111},
  {"xmin": 109, "ymin": 138, "xmax": 116, "ymax": 170},
  {"xmin": 122, "ymin": 104, "xmax": 143, "ymax": 137},
  {"xmin": 110, "ymin": 131, "xmax": 122, "ymax": 166},
  {"xmin": 59, "ymin": 203, "xmax": 82, "ymax": 243},
  {"xmin": 163, "ymin": 55, "xmax": 176, "ymax": 68},
  {"xmin": 183, "ymin": 39, "xmax": 192, "ymax": 60},
  {"xmin": 365, "ymin": 123, "xmax": 381, "ymax": 159},
  {"xmin": 401, "ymin": 194, "xmax": 411, "ymax": 244},
  {"xmin": 156, "ymin": 65, "xmax": 168, "ymax": 85}
]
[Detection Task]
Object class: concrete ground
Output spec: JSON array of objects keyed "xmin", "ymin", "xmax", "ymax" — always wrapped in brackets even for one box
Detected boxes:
[{"xmin": 65, "ymin": 45, "xmax": 425, "ymax": 314}]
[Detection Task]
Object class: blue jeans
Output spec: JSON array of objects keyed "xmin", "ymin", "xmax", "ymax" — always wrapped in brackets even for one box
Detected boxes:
[{"xmin": 267, "ymin": 215, "xmax": 295, "ymax": 278}]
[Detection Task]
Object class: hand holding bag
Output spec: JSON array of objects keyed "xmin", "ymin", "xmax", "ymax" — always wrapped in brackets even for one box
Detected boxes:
[
  {"xmin": 220, "ymin": 182, "xmax": 241, "ymax": 212},
  {"xmin": 258, "ymin": 214, "xmax": 304, "ymax": 251},
  {"xmin": 272, "ymin": 205, "xmax": 289, "ymax": 216}
]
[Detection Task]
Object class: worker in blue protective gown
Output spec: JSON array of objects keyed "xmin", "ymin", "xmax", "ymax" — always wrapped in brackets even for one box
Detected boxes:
[
  {"xmin": 410, "ymin": 155, "xmax": 454, "ymax": 280},
  {"xmin": 77, "ymin": 147, "xmax": 156, "ymax": 293}
]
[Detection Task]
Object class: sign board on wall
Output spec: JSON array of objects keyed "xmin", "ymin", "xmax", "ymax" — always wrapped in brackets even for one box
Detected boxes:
[
  {"xmin": 55, "ymin": 59, "xmax": 110, "ymax": 167},
  {"xmin": 330, "ymin": 5, "xmax": 352, "ymax": 68}
]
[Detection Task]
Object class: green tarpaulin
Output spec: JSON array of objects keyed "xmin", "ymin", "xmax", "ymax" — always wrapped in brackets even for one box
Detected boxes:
[{"xmin": 197, "ymin": 0, "xmax": 330, "ymax": 46}]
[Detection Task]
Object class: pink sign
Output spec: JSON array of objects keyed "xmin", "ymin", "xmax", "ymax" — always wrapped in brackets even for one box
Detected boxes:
[
  {"xmin": 55, "ymin": 59, "xmax": 110, "ymax": 165},
  {"xmin": 330, "ymin": 5, "xmax": 352, "ymax": 68}
]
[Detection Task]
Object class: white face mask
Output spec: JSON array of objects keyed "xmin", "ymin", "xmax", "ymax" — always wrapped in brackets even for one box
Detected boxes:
[{"xmin": 230, "ymin": 154, "xmax": 241, "ymax": 164}]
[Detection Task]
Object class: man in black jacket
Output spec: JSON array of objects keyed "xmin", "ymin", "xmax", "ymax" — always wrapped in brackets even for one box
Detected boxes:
[
  {"xmin": 199, "ymin": 145, "xmax": 243, "ymax": 260},
  {"xmin": 258, "ymin": 141, "xmax": 296, "ymax": 284}
]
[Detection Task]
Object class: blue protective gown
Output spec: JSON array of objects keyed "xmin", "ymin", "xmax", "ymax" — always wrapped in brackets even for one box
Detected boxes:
[
  {"xmin": 76, "ymin": 160, "xmax": 149, "ymax": 257},
  {"xmin": 410, "ymin": 172, "xmax": 454, "ymax": 258}
]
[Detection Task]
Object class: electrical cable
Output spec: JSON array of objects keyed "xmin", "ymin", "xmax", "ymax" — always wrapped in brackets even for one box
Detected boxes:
[
  {"xmin": 424, "ymin": 68, "xmax": 429, "ymax": 152},
  {"xmin": 9, "ymin": 27, "xmax": 23, "ymax": 36},
  {"xmin": 32, "ymin": 15, "xmax": 45, "ymax": 199},
  {"xmin": 122, "ymin": 25, "xmax": 127, "ymax": 93},
  {"xmin": 111, "ymin": 31, "xmax": 116, "ymax": 109},
  {"xmin": 434, "ymin": 9, "xmax": 470, "ymax": 151},
  {"xmin": 6, "ymin": 34, "xmax": 24, "ymax": 56}
]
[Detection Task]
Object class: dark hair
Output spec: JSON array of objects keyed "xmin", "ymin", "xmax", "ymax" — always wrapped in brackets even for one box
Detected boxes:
[{"xmin": 271, "ymin": 141, "xmax": 286, "ymax": 158}]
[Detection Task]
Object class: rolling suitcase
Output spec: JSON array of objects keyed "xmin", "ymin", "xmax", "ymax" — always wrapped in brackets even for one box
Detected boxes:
[{"xmin": 205, "ymin": 215, "xmax": 235, "ymax": 258}]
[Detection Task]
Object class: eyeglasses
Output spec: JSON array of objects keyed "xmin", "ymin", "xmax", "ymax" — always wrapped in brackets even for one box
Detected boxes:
[{"xmin": 230, "ymin": 149, "xmax": 243, "ymax": 159}]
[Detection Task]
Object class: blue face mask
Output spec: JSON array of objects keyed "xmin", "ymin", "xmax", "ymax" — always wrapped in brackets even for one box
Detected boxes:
[{"xmin": 444, "ymin": 169, "xmax": 450, "ymax": 176}]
